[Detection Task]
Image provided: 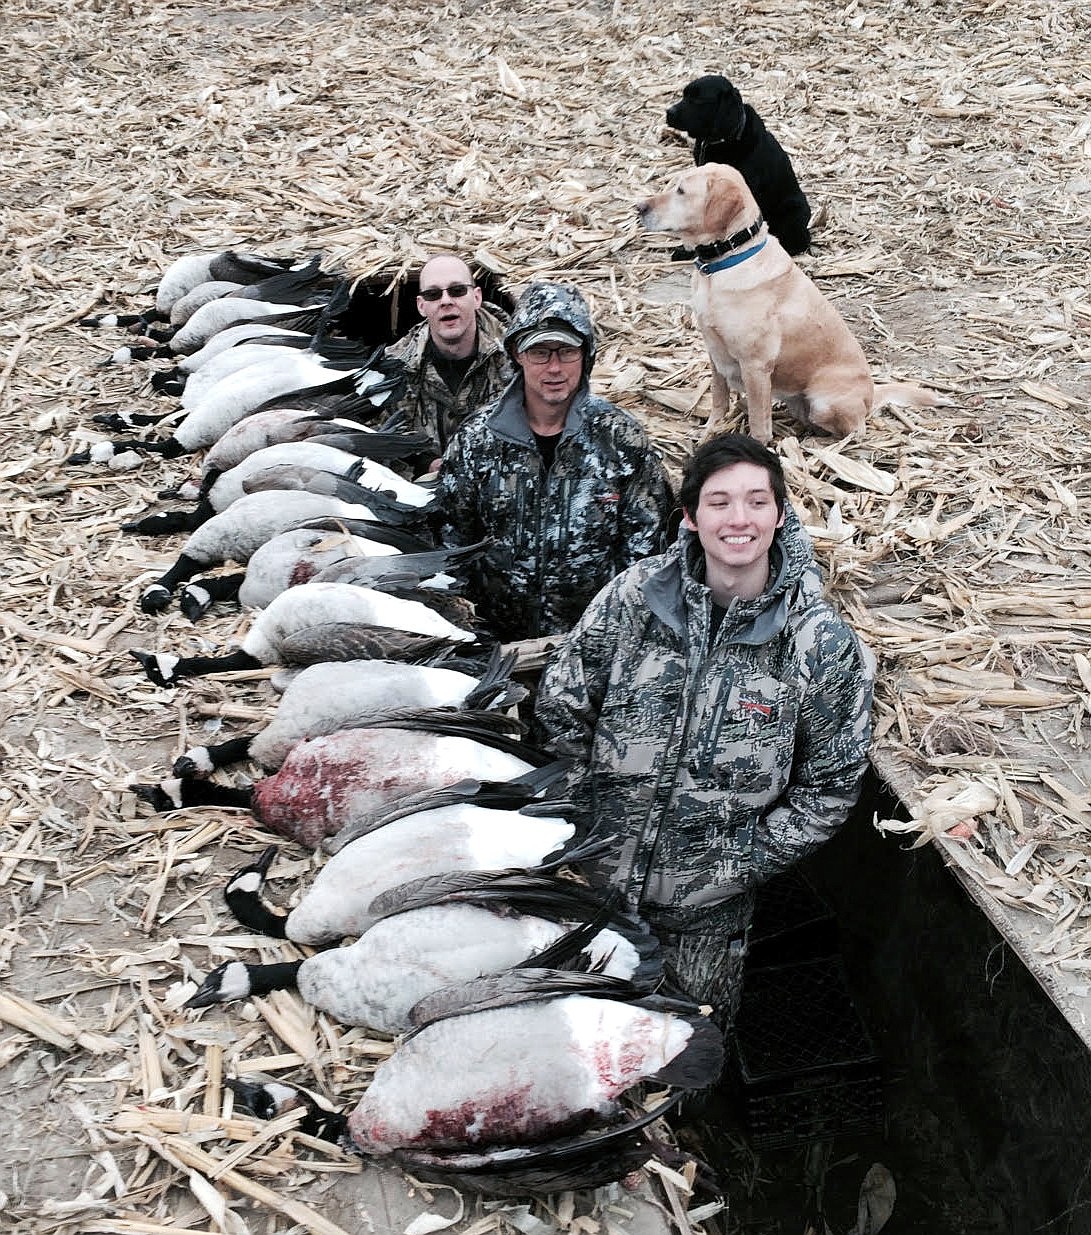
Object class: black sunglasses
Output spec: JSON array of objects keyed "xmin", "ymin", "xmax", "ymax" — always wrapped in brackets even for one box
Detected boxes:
[{"xmin": 419, "ymin": 283, "xmax": 474, "ymax": 302}]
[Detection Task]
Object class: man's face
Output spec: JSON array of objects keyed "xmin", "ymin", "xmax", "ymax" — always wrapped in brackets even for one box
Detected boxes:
[
  {"xmin": 683, "ymin": 461, "xmax": 784, "ymax": 576},
  {"xmin": 417, "ymin": 257, "xmax": 482, "ymax": 355},
  {"xmin": 515, "ymin": 344, "xmax": 584, "ymax": 410}
]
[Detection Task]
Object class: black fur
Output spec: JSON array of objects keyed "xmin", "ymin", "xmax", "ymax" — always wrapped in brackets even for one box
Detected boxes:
[{"xmin": 666, "ymin": 74, "xmax": 812, "ymax": 256}]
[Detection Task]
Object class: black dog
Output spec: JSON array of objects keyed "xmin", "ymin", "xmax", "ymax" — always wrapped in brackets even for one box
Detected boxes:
[{"xmin": 666, "ymin": 74, "xmax": 812, "ymax": 256}]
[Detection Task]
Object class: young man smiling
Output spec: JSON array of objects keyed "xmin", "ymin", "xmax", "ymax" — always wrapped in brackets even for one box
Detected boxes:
[
  {"xmin": 385, "ymin": 253, "xmax": 512, "ymax": 467},
  {"xmin": 535, "ymin": 433, "xmax": 874, "ymax": 1029}
]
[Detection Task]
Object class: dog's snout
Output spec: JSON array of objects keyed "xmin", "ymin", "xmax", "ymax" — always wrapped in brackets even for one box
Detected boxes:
[{"xmin": 635, "ymin": 200, "xmax": 657, "ymax": 229}]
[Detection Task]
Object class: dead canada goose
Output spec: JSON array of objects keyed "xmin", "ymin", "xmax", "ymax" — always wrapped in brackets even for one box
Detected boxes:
[
  {"xmin": 131, "ymin": 574, "xmax": 477, "ymax": 688},
  {"xmin": 121, "ymin": 442, "xmax": 432, "ymax": 537},
  {"xmin": 172, "ymin": 638, "xmax": 516, "ymax": 776},
  {"xmin": 132, "ymin": 712, "xmax": 548, "ymax": 849},
  {"xmin": 225, "ymin": 970, "xmax": 721, "ymax": 1195},
  {"xmin": 175, "ymin": 519, "xmax": 441, "ymax": 620},
  {"xmin": 209, "ymin": 766, "xmax": 576, "ymax": 933},
  {"xmin": 129, "ymin": 474, "xmax": 433, "ymax": 613},
  {"xmin": 184, "ymin": 871, "xmax": 659, "ymax": 1033}
]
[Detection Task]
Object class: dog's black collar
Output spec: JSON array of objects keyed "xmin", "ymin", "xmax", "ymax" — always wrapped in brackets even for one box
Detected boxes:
[
  {"xmin": 695, "ymin": 239, "xmax": 767, "ymax": 275},
  {"xmin": 693, "ymin": 215, "xmax": 766, "ymax": 262}
]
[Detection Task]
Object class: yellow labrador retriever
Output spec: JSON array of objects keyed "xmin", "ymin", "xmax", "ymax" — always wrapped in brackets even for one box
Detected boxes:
[{"xmin": 637, "ymin": 163, "xmax": 943, "ymax": 442}]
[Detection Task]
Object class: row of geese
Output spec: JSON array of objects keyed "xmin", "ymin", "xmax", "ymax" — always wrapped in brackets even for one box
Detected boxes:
[{"xmin": 77, "ymin": 251, "xmax": 725, "ymax": 1198}]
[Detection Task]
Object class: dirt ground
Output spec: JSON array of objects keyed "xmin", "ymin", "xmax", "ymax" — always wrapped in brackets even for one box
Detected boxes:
[{"xmin": 1, "ymin": 0, "xmax": 1089, "ymax": 1232}]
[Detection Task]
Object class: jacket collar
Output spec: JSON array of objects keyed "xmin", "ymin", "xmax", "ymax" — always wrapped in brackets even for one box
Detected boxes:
[
  {"xmin": 486, "ymin": 378, "xmax": 591, "ymax": 446},
  {"xmin": 643, "ymin": 515, "xmax": 811, "ymax": 645}
]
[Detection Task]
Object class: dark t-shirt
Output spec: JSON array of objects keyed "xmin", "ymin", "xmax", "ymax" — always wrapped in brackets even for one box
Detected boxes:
[
  {"xmin": 708, "ymin": 601, "xmax": 728, "ymax": 646},
  {"xmin": 426, "ymin": 339, "xmax": 476, "ymax": 394},
  {"xmin": 533, "ymin": 430, "xmax": 562, "ymax": 471}
]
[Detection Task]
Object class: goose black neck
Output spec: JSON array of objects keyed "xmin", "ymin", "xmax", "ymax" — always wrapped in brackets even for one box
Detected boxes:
[
  {"xmin": 246, "ymin": 960, "xmax": 304, "ymax": 995},
  {"xmin": 175, "ymin": 649, "xmax": 262, "ymax": 679},
  {"xmin": 226, "ymin": 886, "xmax": 290, "ymax": 938}
]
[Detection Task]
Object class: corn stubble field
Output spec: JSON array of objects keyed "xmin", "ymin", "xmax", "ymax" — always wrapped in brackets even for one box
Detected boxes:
[{"xmin": 1, "ymin": 0, "xmax": 1089, "ymax": 1232}]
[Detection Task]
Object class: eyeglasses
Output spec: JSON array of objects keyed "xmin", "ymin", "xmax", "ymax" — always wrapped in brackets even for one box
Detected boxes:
[
  {"xmin": 418, "ymin": 283, "xmax": 474, "ymax": 302},
  {"xmin": 521, "ymin": 345, "xmax": 583, "ymax": 365}
]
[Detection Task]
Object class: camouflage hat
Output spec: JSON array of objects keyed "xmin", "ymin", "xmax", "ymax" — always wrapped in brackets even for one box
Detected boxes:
[
  {"xmin": 504, "ymin": 281, "xmax": 597, "ymax": 371},
  {"xmin": 514, "ymin": 324, "xmax": 584, "ymax": 353}
]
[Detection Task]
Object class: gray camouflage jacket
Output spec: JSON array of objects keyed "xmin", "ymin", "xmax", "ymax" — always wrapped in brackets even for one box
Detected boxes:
[
  {"xmin": 535, "ymin": 512, "xmax": 875, "ymax": 925},
  {"xmin": 436, "ymin": 283, "xmax": 673, "ymax": 641},
  {"xmin": 385, "ymin": 305, "xmax": 512, "ymax": 456},
  {"xmin": 437, "ymin": 386, "xmax": 674, "ymax": 639}
]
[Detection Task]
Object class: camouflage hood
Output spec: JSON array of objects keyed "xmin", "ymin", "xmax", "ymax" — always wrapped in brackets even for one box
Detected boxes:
[{"xmin": 503, "ymin": 282, "xmax": 597, "ymax": 376}]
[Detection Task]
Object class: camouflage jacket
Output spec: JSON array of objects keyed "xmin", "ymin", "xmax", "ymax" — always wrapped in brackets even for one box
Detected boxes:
[
  {"xmin": 535, "ymin": 512, "xmax": 875, "ymax": 925},
  {"xmin": 384, "ymin": 304, "xmax": 512, "ymax": 456},
  {"xmin": 436, "ymin": 383, "xmax": 674, "ymax": 641}
]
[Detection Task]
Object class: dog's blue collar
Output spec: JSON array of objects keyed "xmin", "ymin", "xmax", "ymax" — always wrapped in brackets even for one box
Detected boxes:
[
  {"xmin": 692, "ymin": 214, "xmax": 766, "ymax": 274},
  {"xmin": 695, "ymin": 238, "xmax": 767, "ymax": 275}
]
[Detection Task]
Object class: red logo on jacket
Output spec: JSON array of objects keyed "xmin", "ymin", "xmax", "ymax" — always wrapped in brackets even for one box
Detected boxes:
[{"xmin": 739, "ymin": 699, "xmax": 773, "ymax": 719}]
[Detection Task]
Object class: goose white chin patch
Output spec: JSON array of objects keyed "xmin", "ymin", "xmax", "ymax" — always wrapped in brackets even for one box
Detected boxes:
[
  {"xmin": 263, "ymin": 1082, "xmax": 302, "ymax": 1111},
  {"xmin": 216, "ymin": 961, "xmax": 253, "ymax": 1001},
  {"xmin": 158, "ymin": 778, "xmax": 185, "ymax": 809},
  {"xmin": 228, "ymin": 869, "xmax": 265, "ymax": 895},
  {"xmin": 155, "ymin": 652, "xmax": 180, "ymax": 680},
  {"xmin": 182, "ymin": 746, "xmax": 214, "ymax": 775},
  {"xmin": 184, "ymin": 586, "xmax": 211, "ymax": 608}
]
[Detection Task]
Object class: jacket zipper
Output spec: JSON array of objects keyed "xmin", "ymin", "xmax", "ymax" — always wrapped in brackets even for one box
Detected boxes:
[{"xmin": 632, "ymin": 600, "xmax": 709, "ymax": 904}]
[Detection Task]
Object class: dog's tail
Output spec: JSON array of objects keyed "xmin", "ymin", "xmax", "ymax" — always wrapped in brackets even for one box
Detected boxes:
[{"xmin": 873, "ymin": 382, "xmax": 952, "ymax": 409}]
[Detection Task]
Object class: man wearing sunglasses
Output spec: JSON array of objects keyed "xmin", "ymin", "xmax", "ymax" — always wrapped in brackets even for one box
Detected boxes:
[
  {"xmin": 385, "ymin": 253, "xmax": 513, "ymax": 468},
  {"xmin": 437, "ymin": 281, "xmax": 673, "ymax": 642}
]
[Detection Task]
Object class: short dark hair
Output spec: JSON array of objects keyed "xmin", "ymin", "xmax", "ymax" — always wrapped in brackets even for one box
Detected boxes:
[{"xmin": 680, "ymin": 433, "xmax": 787, "ymax": 516}]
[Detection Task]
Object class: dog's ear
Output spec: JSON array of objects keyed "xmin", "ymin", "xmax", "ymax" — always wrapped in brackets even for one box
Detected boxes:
[
  {"xmin": 703, "ymin": 168, "xmax": 749, "ymax": 236},
  {"xmin": 712, "ymin": 82, "xmax": 745, "ymax": 141}
]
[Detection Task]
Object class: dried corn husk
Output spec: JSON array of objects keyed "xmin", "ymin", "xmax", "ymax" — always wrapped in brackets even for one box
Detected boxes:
[{"xmin": 1, "ymin": 0, "xmax": 1089, "ymax": 1228}]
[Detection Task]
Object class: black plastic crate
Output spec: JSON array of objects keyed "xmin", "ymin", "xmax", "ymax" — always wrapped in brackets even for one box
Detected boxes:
[
  {"xmin": 730, "ymin": 955, "xmax": 883, "ymax": 1149},
  {"xmin": 748, "ymin": 868, "xmax": 839, "ymax": 968}
]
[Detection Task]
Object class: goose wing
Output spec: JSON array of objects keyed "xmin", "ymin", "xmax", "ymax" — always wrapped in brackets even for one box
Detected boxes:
[
  {"xmin": 312, "ymin": 542, "xmax": 488, "ymax": 592},
  {"xmin": 391, "ymin": 1094, "xmax": 681, "ymax": 1197},
  {"xmin": 292, "ymin": 517, "xmax": 433, "ymax": 552},
  {"xmin": 407, "ymin": 967, "xmax": 639, "ymax": 1031},
  {"xmin": 276, "ymin": 624, "xmax": 468, "ymax": 666}
]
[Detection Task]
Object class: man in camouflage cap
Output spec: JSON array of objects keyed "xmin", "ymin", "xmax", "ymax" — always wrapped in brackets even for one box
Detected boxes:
[
  {"xmin": 436, "ymin": 281, "xmax": 673, "ymax": 641},
  {"xmin": 385, "ymin": 253, "xmax": 513, "ymax": 468},
  {"xmin": 535, "ymin": 433, "xmax": 874, "ymax": 1027}
]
